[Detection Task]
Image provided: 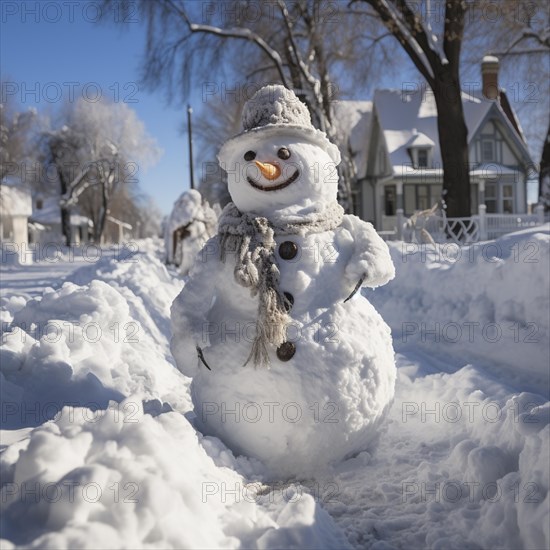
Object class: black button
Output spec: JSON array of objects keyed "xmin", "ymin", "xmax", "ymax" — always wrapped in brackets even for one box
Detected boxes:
[
  {"xmin": 279, "ymin": 241, "xmax": 298, "ymax": 260},
  {"xmin": 282, "ymin": 292, "xmax": 294, "ymax": 312},
  {"xmin": 276, "ymin": 341, "xmax": 296, "ymax": 361}
]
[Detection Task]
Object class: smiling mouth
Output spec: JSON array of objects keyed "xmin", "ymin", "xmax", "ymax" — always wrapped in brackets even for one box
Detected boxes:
[{"xmin": 247, "ymin": 169, "xmax": 300, "ymax": 192}]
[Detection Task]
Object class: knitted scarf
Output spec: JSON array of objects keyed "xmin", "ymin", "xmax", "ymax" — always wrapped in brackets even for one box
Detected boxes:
[{"xmin": 218, "ymin": 201, "xmax": 345, "ymax": 367}]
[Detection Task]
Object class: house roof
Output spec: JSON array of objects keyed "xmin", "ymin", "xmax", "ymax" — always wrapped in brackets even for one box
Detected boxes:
[
  {"xmin": 332, "ymin": 100, "xmax": 373, "ymax": 179},
  {"xmin": 30, "ymin": 196, "xmax": 92, "ymax": 227},
  {"xmin": 0, "ymin": 178, "xmax": 33, "ymax": 217},
  {"xmin": 406, "ymin": 130, "xmax": 435, "ymax": 149},
  {"xmin": 373, "ymin": 88, "xmax": 532, "ymax": 171}
]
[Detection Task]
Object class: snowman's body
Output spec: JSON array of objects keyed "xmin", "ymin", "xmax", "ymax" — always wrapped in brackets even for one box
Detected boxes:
[{"xmin": 171, "ymin": 86, "xmax": 396, "ymax": 478}]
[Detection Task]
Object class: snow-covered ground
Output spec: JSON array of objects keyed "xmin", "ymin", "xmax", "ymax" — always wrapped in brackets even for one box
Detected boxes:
[{"xmin": 1, "ymin": 227, "xmax": 548, "ymax": 549}]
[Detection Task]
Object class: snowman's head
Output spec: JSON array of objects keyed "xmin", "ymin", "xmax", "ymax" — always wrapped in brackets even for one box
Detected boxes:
[{"xmin": 218, "ymin": 85, "xmax": 341, "ymax": 217}]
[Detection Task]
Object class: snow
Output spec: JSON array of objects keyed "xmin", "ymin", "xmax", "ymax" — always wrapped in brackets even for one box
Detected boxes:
[
  {"xmin": 374, "ymin": 89, "xmax": 494, "ymax": 167},
  {"xmin": 332, "ymin": 101, "xmax": 373, "ymax": 179},
  {"xmin": 406, "ymin": 130, "xmax": 435, "ymax": 149},
  {"xmin": 219, "ymin": 85, "xmax": 340, "ymax": 165},
  {"xmin": 1, "ymin": 226, "xmax": 549, "ymax": 548},
  {"xmin": 241, "ymin": 85, "xmax": 313, "ymax": 131},
  {"xmin": 482, "ymin": 55, "xmax": 499, "ymax": 65},
  {"xmin": 177, "ymin": 124, "xmax": 397, "ymax": 478},
  {"xmin": 163, "ymin": 189, "xmax": 217, "ymax": 274},
  {"xmin": 0, "ymin": 183, "xmax": 32, "ymax": 218},
  {"xmin": 30, "ymin": 196, "xmax": 92, "ymax": 227}
]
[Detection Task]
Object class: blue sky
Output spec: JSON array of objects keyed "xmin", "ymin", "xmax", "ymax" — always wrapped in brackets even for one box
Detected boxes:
[{"xmin": 1, "ymin": 1, "xmax": 194, "ymax": 214}]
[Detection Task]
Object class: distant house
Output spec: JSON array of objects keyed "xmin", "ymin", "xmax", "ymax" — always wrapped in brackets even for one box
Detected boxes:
[
  {"xmin": 0, "ymin": 177, "xmax": 33, "ymax": 252},
  {"xmin": 337, "ymin": 57, "xmax": 534, "ymax": 234},
  {"xmin": 29, "ymin": 195, "xmax": 93, "ymax": 245}
]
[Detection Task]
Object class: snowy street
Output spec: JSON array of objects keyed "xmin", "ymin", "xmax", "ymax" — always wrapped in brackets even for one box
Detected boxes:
[{"xmin": 1, "ymin": 227, "xmax": 548, "ymax": 549}]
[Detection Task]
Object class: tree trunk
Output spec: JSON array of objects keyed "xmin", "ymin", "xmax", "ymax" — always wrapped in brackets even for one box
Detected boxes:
[
  {"xmin": 433, "ymin": 69, "xmax": 471, "ymax": 218},
  {"xmin": 58, "ymin": 173, "xmax": 73, "ymax": 246},
  {"xmin": 94, "ymin": 182, "xmax": 109, "ymax": 242},
  {"xmin": 60, "ymin": 206, "xmax": 72, "ymax": 247},
  {"xmin": 539, "ymin": 118, "xmax": 550, "ymax": 211}
]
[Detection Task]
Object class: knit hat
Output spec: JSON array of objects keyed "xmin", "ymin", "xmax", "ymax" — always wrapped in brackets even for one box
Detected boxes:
[{"xmin": 218, "ymin": 85, "xmax": 341, "ymax": 164}]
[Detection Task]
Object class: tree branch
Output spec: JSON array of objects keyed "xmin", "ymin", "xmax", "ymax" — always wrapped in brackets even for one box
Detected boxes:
[
  {"xmin": 357, "ymin": 0, "xmax": 435, "ymax": 86},
  {"xmin": 442, "ymin": 0, "xmax": 466, "ymax": 76},
  {"xmin": 163, "ymin": 0, "xmax": 291, "ymax": 88}
]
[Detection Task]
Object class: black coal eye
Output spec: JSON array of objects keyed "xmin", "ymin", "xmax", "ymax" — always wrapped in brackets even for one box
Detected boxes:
[
  {"xmin": 244, "ymin": 151, "xmax": 256, "ymax": 161},
  {"xmin": 277, "ymin": 147, "xmax": 291, "ymax": 160}
]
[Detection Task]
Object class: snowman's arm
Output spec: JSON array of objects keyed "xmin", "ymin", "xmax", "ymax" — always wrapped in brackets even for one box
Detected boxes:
[
  {"xmin": 341, "ymin": 215, "xmax": 395, "ymax": 288},
  {"xmin": 170, "ymin": 236, "xmax": 221, "ymax": 376}
]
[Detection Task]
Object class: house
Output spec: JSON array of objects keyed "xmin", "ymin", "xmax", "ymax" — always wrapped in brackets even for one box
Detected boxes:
[
  {"xmin": 337, "ymin": 57, "xmax": 534, "ymax": 235},
  {"xmin": 29, "ymin": 195, "xmax": 93, "ymax": 245},
  {"xmin": 0, "ymin": 177, "xmax": 33, "ymax": 261}
]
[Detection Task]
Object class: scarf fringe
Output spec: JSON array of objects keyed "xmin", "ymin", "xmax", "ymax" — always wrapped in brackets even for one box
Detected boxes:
[{"xmin": 218, "ymin": 202, "xmax": 344, "ymax": 367}]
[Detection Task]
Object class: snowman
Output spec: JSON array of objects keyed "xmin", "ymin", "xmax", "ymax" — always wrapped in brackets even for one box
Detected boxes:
[{"xmin": 171, "ymin": 85, "xmax": 396, "ymax": 478}]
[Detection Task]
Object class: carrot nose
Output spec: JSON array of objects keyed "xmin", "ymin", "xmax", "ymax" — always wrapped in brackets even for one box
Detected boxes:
[{"xmin": 254, "ymin": 161, "xmax": 281, "ymax": 181}]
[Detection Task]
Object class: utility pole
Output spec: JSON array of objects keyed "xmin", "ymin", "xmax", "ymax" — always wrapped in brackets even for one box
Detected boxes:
[{"xmin": 187, "ymin": 105, "xmax": 195, "ymax": 190}]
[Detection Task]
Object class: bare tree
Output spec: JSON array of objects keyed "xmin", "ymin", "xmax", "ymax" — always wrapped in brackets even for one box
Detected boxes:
[
  {"xmin": 463, "ymin": 0, "xmax": 549, "ymax": 209},
  {"xmin": 102, "ymin": 0, "xmax": 397, "ymax": 211}
]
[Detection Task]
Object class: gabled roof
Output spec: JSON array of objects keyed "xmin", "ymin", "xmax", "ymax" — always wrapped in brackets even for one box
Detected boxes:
[
  {"xmin": 406, "ymin": 130, "xmax": 435, "ymax": 149},
  {"xmin": 373, "ymin": 88, "xmax": 532, "ymax": 170}
]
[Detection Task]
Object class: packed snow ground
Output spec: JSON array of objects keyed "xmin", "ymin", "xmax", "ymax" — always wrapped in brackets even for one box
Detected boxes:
[{"xmin": 0, "ymin": 227, "xmax": 548, "ymax": 549}]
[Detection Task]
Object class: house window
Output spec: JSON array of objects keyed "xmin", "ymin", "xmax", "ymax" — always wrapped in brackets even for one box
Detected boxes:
[
  {"xmin": 36, "ymin": 198, "xmax": 43, "ymax": 210},
  {"xmin": 417, "ymin": 149, "xmax": 429, "ymax": 168},
  {"xmin": 403, "ymin": 184, "xmax": 441, "ymax": 215},
  {"xmin": 485, "ymin": 182, "xmax": 497, "ymax": 213},
  {"xmin": 502, "ymin": 184, "xmax": 514, "ymax": 213},
  {"xmin": 482, "ymin": 140, "xmax": 494, "ymax": 162},
  {"xmin": 404, "ymin": 185, "xmax": 416, "ymax": 215},
  {"xmin": 384, "ymin": 186, "xmax": 396, "ymax": 216},
  {"xmin": 417, "ymin": 184, "xmax": 430, "ymax": 210}
]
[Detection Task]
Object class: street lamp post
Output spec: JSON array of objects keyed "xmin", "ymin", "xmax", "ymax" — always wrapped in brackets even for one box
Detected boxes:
[{"xmin": 187, "ymin": 105, "xmax": 195, "ymax": 190}]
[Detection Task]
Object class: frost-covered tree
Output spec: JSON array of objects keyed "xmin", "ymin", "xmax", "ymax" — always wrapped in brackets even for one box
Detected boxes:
[
  {"xmin": 0, "ymin": 91, "xmax": 37, "ymax": 183},
  {"xmin": 43, "ymin": 98, "xmax": 160, "ymax": 243}
]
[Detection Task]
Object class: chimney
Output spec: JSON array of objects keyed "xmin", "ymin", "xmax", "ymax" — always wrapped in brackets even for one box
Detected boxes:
[{"xmin": 481, "ymin": 55, "xmax": 499, "ymax": 100}]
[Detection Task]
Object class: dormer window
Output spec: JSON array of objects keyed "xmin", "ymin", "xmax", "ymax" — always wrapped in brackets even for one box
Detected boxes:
[
  {"xmin": 417, "ymin": 149, "xmax": 428, "ymax": 168},
  {"xmin": 406, "ymin": 130, "xmax": 435, "ymax": 169}
]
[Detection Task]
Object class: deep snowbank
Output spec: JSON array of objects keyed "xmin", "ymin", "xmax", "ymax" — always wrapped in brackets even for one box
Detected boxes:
[
  {"xmin": 369, "ymin": 224, "xmax": 550, "ymax": 393},
  {"xmin": 0, "ymin": 241, "xmax": 350, "ymax": 549}
]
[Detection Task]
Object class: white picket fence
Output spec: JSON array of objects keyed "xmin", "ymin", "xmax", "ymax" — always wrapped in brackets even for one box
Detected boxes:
[{"xmin": 385, "ymin": 204, "xmax": 547, "ymax": 244}]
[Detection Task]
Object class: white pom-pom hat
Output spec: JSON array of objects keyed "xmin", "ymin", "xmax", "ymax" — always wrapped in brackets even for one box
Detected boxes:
[{"xmin": 218, "ymin": 85, "xmax": 341, "ymax": 165}]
